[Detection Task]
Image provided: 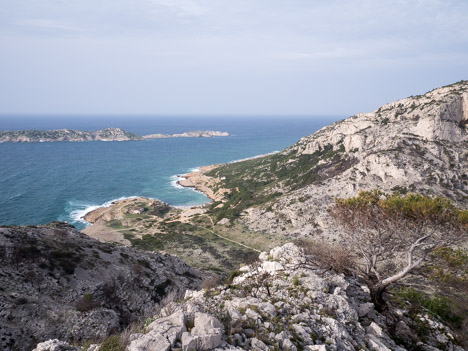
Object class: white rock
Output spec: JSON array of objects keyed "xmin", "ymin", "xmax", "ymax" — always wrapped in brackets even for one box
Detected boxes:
[
  {"xmin": 251, "ymin": 337, "xmax": 269, "ymax": 350},
  {"xmin": 191, "ymin": 312, "xmax": 224, "ymax": 350},
  {"xmin": 33, "ymin": 339, "xmax": 77, "ymax": 351},
  {"xmin": 127, "ymin": 331, "xmax": 171, "ymax": 351},
  {"xmin": 182, "ymin": 331, "xmax": 197, "ymax": 351},
  {"xmin": 282, "ymin": 339, "xmax": 298, "ymax": 351},
  {"xmin": 305, "ymin": 346, "xmax": 327, "ymax": 351},
  {"xmin": 261, "ymin": 261, "xmax": 284, "ymax": 274},
  {"xmin": 147, "ymin": 311, "xmax": 186, "ymax": 346}
]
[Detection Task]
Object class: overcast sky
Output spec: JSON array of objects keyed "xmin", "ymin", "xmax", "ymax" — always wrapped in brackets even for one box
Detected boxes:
[{"xmin": 0, "ymin": 0, "xmax": 467, "ymax": 116}]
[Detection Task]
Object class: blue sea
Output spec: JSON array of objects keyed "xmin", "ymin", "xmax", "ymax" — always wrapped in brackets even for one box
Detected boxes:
[{"xmin": 0, "ymin": 116, "xmax": 340, "ymax": 230}]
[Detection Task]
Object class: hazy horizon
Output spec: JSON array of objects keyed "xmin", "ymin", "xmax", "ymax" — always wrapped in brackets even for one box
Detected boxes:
[{"xmin": 1, "ymin": 1, "xmax": 467, "ymax": 116}]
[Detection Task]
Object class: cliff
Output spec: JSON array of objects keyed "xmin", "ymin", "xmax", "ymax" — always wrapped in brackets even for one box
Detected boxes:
[
  {"xmin": 0, "ymin": 222, "xmax": 202, "ymax": 351},
  {"xmin": 200, "ymin": 80, "xmax": 468, "ymax": 240}
]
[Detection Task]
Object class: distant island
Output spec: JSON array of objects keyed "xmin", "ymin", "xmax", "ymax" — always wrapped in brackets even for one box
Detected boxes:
[
  {"xmin": 0, "ymin": 127, "xmax": 230, "ymax": 143},
  {"xmin": 142, "ymin": 130, "xmax": 230, "ymax": 139}
]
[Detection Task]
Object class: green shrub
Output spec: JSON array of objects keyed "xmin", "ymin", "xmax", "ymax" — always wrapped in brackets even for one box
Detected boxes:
[
  {"xmin": 99, "ymin": 335, "xmax": 125, "ymax": 351},
  {"xmin": 292, "ymin": 275, "xmax": 300, "ymax": 287},
  {"xmin": 393, "ymin": 287, "xmax": 464, "ymax": 328},
  {"xmin": 75, "ymin": 293, "xmax": 100, "ymax": 312}
]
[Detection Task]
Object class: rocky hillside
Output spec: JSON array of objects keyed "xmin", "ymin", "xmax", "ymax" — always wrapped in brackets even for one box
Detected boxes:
[
  {"xmin": 0, "ymin": 222, "xmax": 202, "ymax": 351},
  {"xmin": 0, "ymin": 127, "xmax": 143, "ymax": 142},
  {"xmin": 38, "ymin": 244, "xmax": 465, "ymax": 351},
  {"xmin": 204, "ymin": 80, "xmax": 468, "ymax": 239}
]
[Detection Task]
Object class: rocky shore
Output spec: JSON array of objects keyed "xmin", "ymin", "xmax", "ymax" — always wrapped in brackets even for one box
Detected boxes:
[{"xmin": 177, "ymin": 165, "xmax": 229, "ymax": 202}]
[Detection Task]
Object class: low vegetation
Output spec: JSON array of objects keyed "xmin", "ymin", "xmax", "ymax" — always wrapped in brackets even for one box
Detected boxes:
[
  {"xmin": 206, "ymin": 143, "xmax": 356, "ymax": 220},
  {"xmin": 330, "ymin": 190, "xmax": 468, "ymax": 311}
]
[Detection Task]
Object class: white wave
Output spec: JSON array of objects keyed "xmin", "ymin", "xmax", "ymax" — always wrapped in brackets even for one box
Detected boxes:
[
  {"xmin": 169, "ymin": 174, "xmax": 210, "ymax": 200},
  {"xmin": 188, "ymin": 167, "xmax": 200, "ymax": 173},
  {"xmin": 67, "ymin": 196, "xmax": 137, "ymax": 226},
  {"xmin": 169, "ymin": 174, "xmax": 185, "ymax": 189}
]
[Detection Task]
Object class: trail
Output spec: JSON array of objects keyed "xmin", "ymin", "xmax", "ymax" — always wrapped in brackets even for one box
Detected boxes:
[{"xmin": 114, "ymin": 214, "xmax": 261, "ymax": 253}]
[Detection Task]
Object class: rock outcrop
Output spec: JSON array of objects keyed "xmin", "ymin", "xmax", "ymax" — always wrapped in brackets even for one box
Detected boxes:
[
  {"xmin": 202, "ymin": 80, "xmax": 468, "ymax": 240},
  {"xmin": 0, "ymin": 222, "xmax": 202, "ymax": 351},
  {"xmin": 49, "ymin": 244, "xmax": 464, "ymax": 350}
]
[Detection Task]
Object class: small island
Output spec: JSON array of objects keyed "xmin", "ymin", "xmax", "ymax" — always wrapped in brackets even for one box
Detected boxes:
[{"xmin": 0, "ymin": 128, "xmax": 230, "ymax": 143}]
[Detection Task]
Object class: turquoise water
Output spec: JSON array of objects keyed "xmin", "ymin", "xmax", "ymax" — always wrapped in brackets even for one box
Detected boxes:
[{"xmin": 0, "ymin": 116, "xmax": 340, "ymax": 230}]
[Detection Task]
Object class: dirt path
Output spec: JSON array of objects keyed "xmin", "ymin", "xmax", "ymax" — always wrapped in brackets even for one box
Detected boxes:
[
  {"xmin": 113, "ymin": 213, "xmax": 261, "ymax": 253},
  {"xmin": 194, "ymin": 214, "xmax": 261, "ymax": 253}
]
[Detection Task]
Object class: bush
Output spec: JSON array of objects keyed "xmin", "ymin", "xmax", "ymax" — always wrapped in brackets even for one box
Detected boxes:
[
  {"xmin": 297, "ymin": 239, "xmax": 355, "ymax": 275},
  {"xmin": 225, "ymin": 270, "xmax": 242, "ymax": 285},
  {"xmin": 99, "ymin": 335, "xmax": 125, "ymax": 351},
  {"xmin": 393, "ymin": 287, "xmax": 464, "ymax": 328},
  {"xmin": 201, "ymin": 276, "xmax": 220, "ymax": 290},
  {"xmin": 75, "ymin": 293, "xmax": 100, "ymax": 312}
]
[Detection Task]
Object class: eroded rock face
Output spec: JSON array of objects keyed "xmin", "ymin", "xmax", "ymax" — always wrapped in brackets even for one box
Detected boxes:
[
  {"xmin": 0, "ymin": 222, "xmax": 202, "ymax": 351},
  {"xmin": 236, "ymin": 81, "xmax": 468, "ymax": 240},
  {"xmin": 69, "ymin": 243, "xmax": 463, "ymax": 351}
]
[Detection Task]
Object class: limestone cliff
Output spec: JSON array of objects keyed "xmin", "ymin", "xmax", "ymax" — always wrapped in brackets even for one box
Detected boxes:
[{"xmin": 204, "ymin": 80, "xmax": 468, "ymax": 240}]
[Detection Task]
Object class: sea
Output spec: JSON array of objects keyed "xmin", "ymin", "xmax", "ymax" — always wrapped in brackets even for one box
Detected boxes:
[{"xmin": 0, "ymin": 115, "xmax": 341, "ymax": 230}]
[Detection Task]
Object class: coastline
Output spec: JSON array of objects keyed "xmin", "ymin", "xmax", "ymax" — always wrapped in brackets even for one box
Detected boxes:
[
  {"xmin": 176, "ymin": 150, "xmax": 280, "ymax": 202},
  {"xmin": 79, "ymin": 150, "xmax": 280, "ymax": 228}
]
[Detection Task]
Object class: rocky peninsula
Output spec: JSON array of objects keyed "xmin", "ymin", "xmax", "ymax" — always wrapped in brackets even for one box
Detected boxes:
[
  {"xmin": 0, "ymin": 128, "xmax": 230, "ymax": 143},
  {"xmin": 143, "ymin": 131, "xmax": 230, "ymax": 139}
]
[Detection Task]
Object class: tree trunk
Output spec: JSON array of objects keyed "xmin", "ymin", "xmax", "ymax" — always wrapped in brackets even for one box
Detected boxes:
[{"xmin": 369, "ymin": 284, "xmax": 387, "ymax": 312}]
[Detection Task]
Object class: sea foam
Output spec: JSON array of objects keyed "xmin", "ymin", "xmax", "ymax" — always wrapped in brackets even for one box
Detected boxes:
[{"xmin": 67, "ymin": 196, "xmax": 137, "ymax": 227}]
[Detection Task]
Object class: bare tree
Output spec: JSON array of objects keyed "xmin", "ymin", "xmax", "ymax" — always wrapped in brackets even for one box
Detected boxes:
[{"xmin": 329, "ymin": 190, "xmax": 468, "ymax": 310}]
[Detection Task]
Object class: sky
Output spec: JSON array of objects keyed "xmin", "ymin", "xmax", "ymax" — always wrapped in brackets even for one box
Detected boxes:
[{"xmin": 0, "ymin": 0, "xmax": 467, "ymax": 116}]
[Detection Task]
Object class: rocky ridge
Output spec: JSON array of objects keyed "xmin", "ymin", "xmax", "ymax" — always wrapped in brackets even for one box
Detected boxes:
[
  {"xmin": 203, "ymin": 81, "xmax": 468, "ymax": 239},
  {"xmin": 36, "ymin": 243, "xmax": 464, "ymax": 351},
  {"xmin": 0, "ymin": 222, "xmax": 202, "ymax": 351},
  {"xmin": 143, "ymin": 131, "xmax": 230, "ymax": 139},
  {"xmin": 0, "ymin": 127, "xmax": 142, "ymax": 143},
  {"xmin": 0, "ymin": 128, "xmax": 230, "ymax": 143}
]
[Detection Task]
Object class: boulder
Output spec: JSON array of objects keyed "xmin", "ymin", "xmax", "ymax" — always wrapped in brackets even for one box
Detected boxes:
[
  {"xmin": 182, "ymin": 331, "xmax": 197, "ymax": 351},
  {"xmin": 32, "ymin": 339, "xmax": 78, "ymax": 351},
  {"xmin": 127, "ymin": 332, "xmax": 171, "ymax": 351},
  {"xmin": 251, "ymin": 337, "xmax": 269, "ymax": 351},
  {"xmin": 190, "ymin": 312, "xmax": 224, "ymax": 350}
]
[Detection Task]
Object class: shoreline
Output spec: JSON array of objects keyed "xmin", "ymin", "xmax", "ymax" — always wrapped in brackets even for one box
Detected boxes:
[
  {"xmin": 176, "ymin": 150, "xmax": 280, "ymax": 201},
  {"xmin": 78, "ymin": 151, "xmax": 279, "ymax": 227}
]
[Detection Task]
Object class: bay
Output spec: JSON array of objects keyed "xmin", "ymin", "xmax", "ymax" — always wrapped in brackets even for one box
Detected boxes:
[{"xmin": 0, "ymin": 116, "xmax": 341, "ymax": 229}]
